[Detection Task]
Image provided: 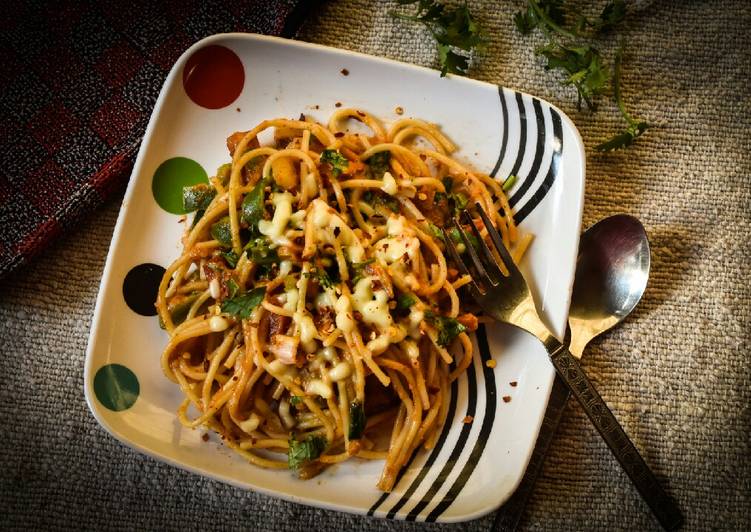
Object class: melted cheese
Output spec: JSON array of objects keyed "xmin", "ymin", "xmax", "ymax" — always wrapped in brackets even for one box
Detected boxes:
[
  {"xmin": 259, "ymin": 192, "xmax": 293, "ymax": 246},
  {"xmin": 294, "ymin": 311, "xmax": 317, "ymax": 353},
  {"xmin": 309, "ymin": 199, "xmax": 365, "ymax": 262},
  {"xmin": 334, "ymin": 294, "xmax": 355, "ymax": 333},
  {"xmin": 366, "ymin": 324, "xmax": 407, "ymax": 355},
  {"xmin": 374, "ymin": 215, "xmax": 421, "ymax": 289},
  {"xmin": 351, "ymin": 277, "xmax": 392, "ymax": 331}
]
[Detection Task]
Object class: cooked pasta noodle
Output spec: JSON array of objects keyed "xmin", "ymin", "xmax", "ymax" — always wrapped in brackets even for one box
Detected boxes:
[{"xmin": 156, "ymin": 109, "xmax": 528, "ymax": 491}]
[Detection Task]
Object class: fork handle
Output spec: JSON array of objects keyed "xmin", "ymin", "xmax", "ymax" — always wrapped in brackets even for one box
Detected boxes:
[{"xmin": 549, "ymin": 346, "xmax": 684, "ymax": 531}]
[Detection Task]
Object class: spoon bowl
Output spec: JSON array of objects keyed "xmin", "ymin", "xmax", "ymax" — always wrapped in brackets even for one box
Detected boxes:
[{"xmin": 568, "ymin": 214, "xmax": 651, "ymax": 358}]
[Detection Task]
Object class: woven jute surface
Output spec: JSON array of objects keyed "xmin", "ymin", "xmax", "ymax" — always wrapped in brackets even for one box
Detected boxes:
[{"xmin": 1, "ymin": 1, "xmax": 749, "ymax": 530}]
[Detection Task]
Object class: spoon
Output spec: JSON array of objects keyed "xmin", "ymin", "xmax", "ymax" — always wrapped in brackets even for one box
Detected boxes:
[{"xmin": 494, "ymin": 215, "xmax": 675, "ymax": 531}]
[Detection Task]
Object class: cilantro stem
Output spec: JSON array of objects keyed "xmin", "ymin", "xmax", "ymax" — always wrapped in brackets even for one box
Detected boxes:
[
  {"xmin": 527, "ymin": 0, "xmax": 578, "ymax": 40},
  {"xmin": 612, "ymin": 45, "xmax": 634, "ymax": 125}
]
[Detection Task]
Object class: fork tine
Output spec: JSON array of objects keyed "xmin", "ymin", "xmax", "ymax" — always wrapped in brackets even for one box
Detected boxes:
[
  {"xmin": 475, "ymin": 203, "xmax": 521, "ymax": 278},
  {"xmin": 461, "ymin": 210, "xmax": 503, "ymax": 284},
  {"xmin": 442, "ymin": 226, "xmax": 482, "ymax": 296},
  {"xmin": 451, "ymin": 217, "xmax": 500, "ymax": 288}
]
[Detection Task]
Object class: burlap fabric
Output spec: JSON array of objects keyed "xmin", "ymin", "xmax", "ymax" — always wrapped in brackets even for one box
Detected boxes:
[{"xmin": 1, "ymin": 1, "xmax": 749, "ymax": 530}]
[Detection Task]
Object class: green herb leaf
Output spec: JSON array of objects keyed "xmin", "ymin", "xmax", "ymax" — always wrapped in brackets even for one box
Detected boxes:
[
  {"xmin": 350, "ymin": 258, "xmax": 375, "ymax": 285},
  {"xmin": 288, "ymin": 434, "xmax": 327, "ymax": 470},
  {"xmin": 502, "ymin": 174, "xmax": 518, "ymax": 191},
  {"xmin": 226, "ymin": 279, "xmax": 240, "ymax": 299},
  {"xmin": 397, "ymin": 293, "xmax": 417, "ymax": 310},
  {"xmin": 182, "ymin": 183, "xmax": 216, "ymax": 213},
  {"xmin": 289, "ymin": 396, "xmax": 303, "ymax": 407},
  {"xmin": 537, "ymin": 42, "xmax": 609, "ymax": 110},
  {"xmin": 215, "ymin": 163, "xmax": 232, "ymax": 187},
  {"xmin": 243, "ymin": 237, "xmax": 278, "ymax": 265},
  {"xmin": 241, "ymin": 178, "xmax": 268, "ymax": 233},
  {"xmin": 320, "ymin": 149, "xmax": 349, "ymax": 177},
  {"xmin": 392, "ymin": 0, "xmax": 486, "ymax": 77},
  {"xmin": 363, "ymin": 190, "xmax": 400, "ymax": 213},
  {"xmin": 348, "ymin": 401, "xmax": 366, "ymax": 440},
  {"xmin": 210, "ymin": 216, "xmax": 233, "ymax": 248},
  {"xmin": 221, "ymin": 286, "xmax": 266, "ymax": 319},
  {"xmin": 365, "ymin": 151, "xmax": 391, "ymax": 180},
  {"xmin": 221, "ymin": 250, "xmax": 239, "ymax": 268},
  {"xmin": 449, "ymin": 192, "xmax": 469, "ymax": 215},
  {"xmin": 425, "ymin": 311, "xmax": 467, "ymax": 347}
]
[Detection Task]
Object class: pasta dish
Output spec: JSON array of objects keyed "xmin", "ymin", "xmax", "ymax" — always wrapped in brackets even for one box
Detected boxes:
[{"xmin": 156, "ymin": 109, "xmax": 528, "ymax": 491}]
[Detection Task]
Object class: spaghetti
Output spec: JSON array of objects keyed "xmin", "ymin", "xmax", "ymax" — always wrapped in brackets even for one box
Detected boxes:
[{"xmin": 156, "ymin": 109, "xmax": 529, "ymax": 491}]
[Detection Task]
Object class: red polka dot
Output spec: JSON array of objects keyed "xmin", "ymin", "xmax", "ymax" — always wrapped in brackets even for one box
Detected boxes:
[{"xmin": 182, "ymin": 45, "xmax": 244, "ymax": 109}]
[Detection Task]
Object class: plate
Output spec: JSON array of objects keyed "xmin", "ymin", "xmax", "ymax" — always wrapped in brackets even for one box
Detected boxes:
[{"xmin": 84, "ymin": 33, "xmax": 585, "ymax": 522}]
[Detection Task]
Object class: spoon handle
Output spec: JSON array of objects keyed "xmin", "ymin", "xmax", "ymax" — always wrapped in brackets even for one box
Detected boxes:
[{"xmin": 549, "ymin": 347, "xmax": 684, "ymax": 531}]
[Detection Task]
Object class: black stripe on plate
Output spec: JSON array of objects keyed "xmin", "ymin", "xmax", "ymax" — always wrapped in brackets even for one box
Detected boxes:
[
  {"xmin": 490, "ymin": 86, "xmax": 509, "ymax": 178},
  {"xmin": 513, "ymin": 108, "xmax": 563, "ymax": 225},
  {"xmin": 425, "ymin": 324, "xmax": 497, "ymax": 521},
  {"xmin": 508, "ymin": 98, "xmax": 546, "ymax": 208},
  {"xmin": 403, "ymin": 362, "xmax": 478, "ymax": 521},
  {"xmin": 368, "ymin": 375, "xmax": 459, "ymax": 517},
  {"xmin": 505, "ymin": 92, "xmax": 528, "ymax": 186}
]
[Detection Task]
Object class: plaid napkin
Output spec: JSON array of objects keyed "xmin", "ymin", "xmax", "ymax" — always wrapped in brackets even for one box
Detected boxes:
[{"xmin": 0, "ymin": 0, "xmax": 317, "ymax": 278}]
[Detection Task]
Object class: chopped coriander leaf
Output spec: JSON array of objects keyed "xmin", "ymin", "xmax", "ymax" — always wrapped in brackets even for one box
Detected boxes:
[
  {"xmin": 365, "ymin": 151, "xmax": 391, "ymax": 180},
  {"xmin": 288, "ymin": 434, "xmax": 327, "ymax": 470},
  {"xmin": 428, "ymin": 222, "xmax": 443, "ymax": 240},
  {"xmin": 210, "ymin": 216, "xmax": 233, "ymax": 248},
  {"xmin": 221, "ymin": 286, "xmax": 266, "ymax": 319},
  {"xmin": 537, "ymin": 42, "xmax": 609, "ymax": 110},
  {"xmin": 220, "ymin": 250, "xmax": 239, "ymax": 268},
  {"xmin": 348, "ymin": 401, "xmax": 366, "ymax": 439},
  {"xmin": 289, "ymin": 396, "xmax": 303, "ymax": 407},
  {"xmin": 215, "ymin": 163, "xmax": 232, "ymax": 187},
  {"xmin": 397, "ymin": 293, "xmax": 417, "ymax": 310},
  {"xmin": 362, "ymin": 190, "xmax": 400, "ymax": 213},
  {"xmin": 392, "ymin": 1, "xmax": 486, "ymax": 77},
  {"xmin": 502, "ymin": 174, "xmax": 517, "ymax": 191},
  {"xmin": 183, "ymin": 183, "xmax": 216, "ymax": 213},
  {"xmin": 350, "ymin": 258, "xmax": 375, "ymax": 285},
  {"xmin": 320, "ymin": 149, "xmax": 349, "ymax": 177},
  {"xmin": 159, "ymin": 293, "xmax": 200, "ymax": 329},
  {"xmin": 226, "ymin": 279, "xmax": 240, "ymax": 299},
  {"xmin": 442, "ymin": 176, "xmax": 454, "ymax": 193},
  {"xmin": 241, "ymin": 178, "xmax": 268, "ymax": 233},
  {"xmin": 425, "ymin": 311, "xmax": 467, "ymax": 346},
  {"xmin": 449, "ymin": 192, "xmax": 469, "ymax": 215},
  {"xmin": 243, "ymin": 237, "xmax": 278, "ymax": 265},
  {"xmin": 305, "ymin": 267, "xmax": 334, "ymax": 289}
]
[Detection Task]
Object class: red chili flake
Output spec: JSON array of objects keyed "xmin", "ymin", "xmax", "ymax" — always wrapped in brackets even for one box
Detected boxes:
[
  {"xmin": 353, "ymin": 311, "xmax": 363, "ymax": 321},
  {"xmin": 340, "ymin": 68, "xmax": 349, "ymax": 76},
  {"xmin": 510, "ymin": 381, "xmax": 518, "ymax": 387},
  {"xmin": 356, "ymin": 110, "xmax": 366, "ymax": 117},
  {"xmin": 201, "ymin": 433, "xmax": 209, "ymax": 442},
  {"xmin": 236, "ymin": 107, "xmax": 241, "ymax": 112},
  {"xmin": 314, "ymin": 104, "xmax": 320, "ymax": 109},
  {"xmin": 298, "ymin": 113, "xmax": 305, "ymax": 121},
  {"xmin": 334, "ymin": 132, "xmax": 344, "ymax": 138},
  {"xmin": 463, "ymin": 415, "xmax": 474, "ymax": 424},
  {"xmin": 419, "ymin": 153, "xmax": 427, "ymax": 160},
  {"xmin": 333, "ymin": 226, "xmax": 341, "ymax": 237},
  {"xmin": 335, "ymin": 102, "xmax": 342, "ymax": 108},
  {"xmin": 502, "ymin": 396, "xmax": 512, "ymax": 403}
]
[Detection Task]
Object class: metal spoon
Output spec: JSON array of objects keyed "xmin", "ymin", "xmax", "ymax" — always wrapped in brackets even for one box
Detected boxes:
[{"xmin": 494, "ymin": 214, "xmax": 672, "ymax": 531}]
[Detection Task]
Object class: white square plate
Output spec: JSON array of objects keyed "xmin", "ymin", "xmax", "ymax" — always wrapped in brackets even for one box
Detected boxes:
[{"xmin": 84, "ymin": 33, "xmax": 585, "ymax": 522}]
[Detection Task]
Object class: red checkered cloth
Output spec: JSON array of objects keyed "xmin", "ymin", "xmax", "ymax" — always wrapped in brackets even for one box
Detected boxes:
[{"xmin": 0, "ymin": 0, "xmax": 317, "ymax": 278}]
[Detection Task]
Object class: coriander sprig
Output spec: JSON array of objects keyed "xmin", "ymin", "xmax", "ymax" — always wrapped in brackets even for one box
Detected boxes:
[
  {"xmin": 391, "ymin": 0, "xmax": 487, "ymax": 76},
  {"xmin": 514, "ymin": 0, "xmax": 651, "ymax": 151}
]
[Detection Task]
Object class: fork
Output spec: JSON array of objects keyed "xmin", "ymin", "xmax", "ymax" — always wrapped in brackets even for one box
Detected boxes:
[{"xmin": 444, "ymin": 206, "xmax": 683, "ymax": 531}]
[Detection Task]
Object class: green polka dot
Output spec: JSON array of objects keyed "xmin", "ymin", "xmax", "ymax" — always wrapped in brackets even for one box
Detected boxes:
[
  {"xmin": 93, "ymin": 364, "xmax": 140, "ymax": 412},
  {"xmin": 151, "ymin": 157, "xmax": 208, "ymax": 214}
]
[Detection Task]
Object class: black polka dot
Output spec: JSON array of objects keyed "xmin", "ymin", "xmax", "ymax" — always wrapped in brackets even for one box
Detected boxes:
[{"xmin": 122, "ymin": 263, "xmax": 165, "ymax": 316}]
